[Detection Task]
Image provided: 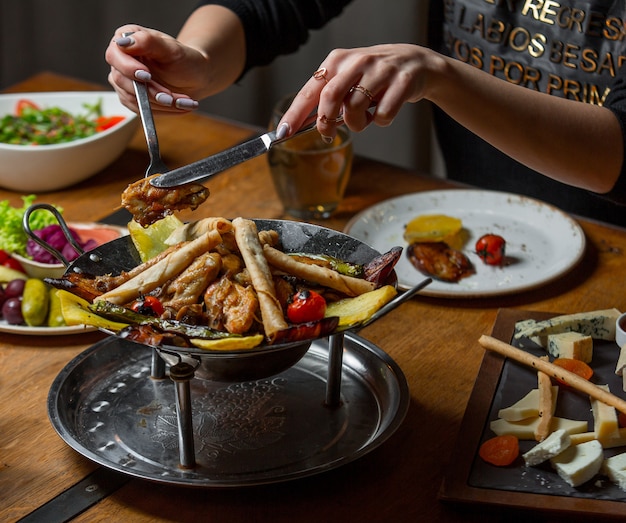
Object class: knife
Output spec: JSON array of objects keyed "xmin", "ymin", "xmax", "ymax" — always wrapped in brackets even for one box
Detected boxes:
[
  {"xmin": 149, "ymin": 101, "xmax": 376, "ymax": 188},
  {"xmin": 149, "ymin": 110, "xmax": 324, "ymax": 188}
]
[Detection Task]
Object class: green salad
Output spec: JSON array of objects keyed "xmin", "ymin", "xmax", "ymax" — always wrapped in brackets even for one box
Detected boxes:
[{"xmin": 0, "ymin": 98, "xmax": 123, "ymax": 146}]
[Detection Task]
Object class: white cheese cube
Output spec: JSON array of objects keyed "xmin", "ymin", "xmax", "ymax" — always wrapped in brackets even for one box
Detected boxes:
[
  {"xmin": 550, "ymin": 440, "xmax": 604, "ymax": 487},
  {"xmin": 615, "ymin": 345, "xmax": 626, "ymax": 377},
  {"xmin": 546, "ymin": 332, "xmax": 593, "ymax": 363},
  {"xmin": 603, "ymin": 453, "xmax": 626, "ymax": 491},
  {"xmin": 523, "ymin": 429, "xmax": 571, "ymax": 467}
]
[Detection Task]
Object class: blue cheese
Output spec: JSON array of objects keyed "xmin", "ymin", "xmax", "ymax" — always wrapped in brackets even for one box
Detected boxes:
[
  {"xmin": 514, "ymin": 309, "xmax": 621, "ymax": 341},
  {"xmin": 545, "ymin": 332, "xmax": 593, "ymax": 362}
]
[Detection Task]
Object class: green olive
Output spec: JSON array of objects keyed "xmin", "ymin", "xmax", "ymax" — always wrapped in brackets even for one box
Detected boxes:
[{"xmin": 21, "ymin": 278, "xmax": 49, "ymax": 327}]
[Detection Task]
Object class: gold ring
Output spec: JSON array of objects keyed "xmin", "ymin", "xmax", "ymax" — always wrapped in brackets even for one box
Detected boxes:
[
  {"xmin": 318, "ymin": 114, "xmax": 343, "ymax": 124},
  {"xmin": 313, "ymin": 67, "xmax": 329, "ymax": 83},
  {"xmin": 350, "ymin": 84, "xmax": 374, "ymax": 101}
]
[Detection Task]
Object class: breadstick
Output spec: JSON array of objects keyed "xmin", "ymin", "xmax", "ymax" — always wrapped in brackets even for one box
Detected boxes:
[
  {"xmin": 535, "ymin": 356, "xmax": 553, "ymax": 442},
  {"xmin": 478, "ymin": 335, "xmax": 626, "ymax": 415}
]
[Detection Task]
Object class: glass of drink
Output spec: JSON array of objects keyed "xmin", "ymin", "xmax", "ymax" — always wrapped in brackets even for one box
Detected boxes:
[{"xmin": 268, "ymin": 95, "xmax": 353, "ymax": 220}]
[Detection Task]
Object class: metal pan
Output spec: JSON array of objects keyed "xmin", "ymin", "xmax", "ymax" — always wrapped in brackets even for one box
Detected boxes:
[{"xmin": 24, "ymin": 205, "xmax": 426, "ymax": 381}]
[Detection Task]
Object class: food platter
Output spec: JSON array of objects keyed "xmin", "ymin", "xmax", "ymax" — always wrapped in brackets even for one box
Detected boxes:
[
  {"xmin": 344, "ymin": 189, "xmax": 585, "ymax": 298},
  {"xmin": 48, "ymin": 332, "xmax": 409, "ymax": 487},
  {"xmin": 0, "ymin": 222, "xmax": 126, "ymax": 335},
  {"xmin": 440, "ymin": 309, "xmax": 626, "ymax": 518}
]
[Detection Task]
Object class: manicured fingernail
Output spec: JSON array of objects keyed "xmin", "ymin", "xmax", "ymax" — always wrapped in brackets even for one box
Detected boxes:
[
  {"xmin": 134, "ymin": 69, "xmax": 151, "ymax": 82},
  {"xmin": 116, "ymin": 36, "xmax": 135, "ymax": 47},
  {"xmin": 175, "ymin": 98, "xmax": 199, "ymax": 110},
  {"xmin": 276, "ymin": 122, "xmax": 290, "ymax": 140},
  {"xmin": 155, "ymin": 92, "xmax": 173, "ymax": 106},
  {"xmin": 321, "ymin": 135, "xmax": 333, "ymax": 144}
]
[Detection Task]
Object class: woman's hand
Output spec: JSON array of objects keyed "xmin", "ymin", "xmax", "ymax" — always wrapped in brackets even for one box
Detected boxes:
[
  {"xmin": 277, "ymin": 43, "xmax": 622, "ymax": 194},
  {"xmin": 105, "ymin": 6, "xmax": 246, "ymax": 115},
  {"xmin": 277, "ymin": 44, "xmax": 431, "ymax": 142},
  {"xmin": 105, "ymin": 25, "xmax": 205, "ymax": 114}
]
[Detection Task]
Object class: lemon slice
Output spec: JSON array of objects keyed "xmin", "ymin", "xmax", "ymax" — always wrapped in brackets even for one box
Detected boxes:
[
  {"xmin": 128, "ymin": 214, "xmax": 184, "ymax": 262},
  {"xmin": 190, "ymin": 334, "xmax": 264, "ymax": 351},
  {"xmin": 403, "ymin": 214, "xmax": 463, "ymax": 243}
]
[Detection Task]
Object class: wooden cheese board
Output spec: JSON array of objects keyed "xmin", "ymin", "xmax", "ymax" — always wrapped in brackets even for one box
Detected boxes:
[{"xmin": 439, "ymin": 308, "xmax": 626, "ymax": 518}]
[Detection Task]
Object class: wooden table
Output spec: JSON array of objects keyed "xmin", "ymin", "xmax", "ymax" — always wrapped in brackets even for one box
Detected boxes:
[{"xmin": 2, "ymin": 72, "xmax": 626, "ymax": 523}]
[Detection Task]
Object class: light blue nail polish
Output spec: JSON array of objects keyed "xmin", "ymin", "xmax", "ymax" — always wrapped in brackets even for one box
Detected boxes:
[
  {"xmin": 155, "ymin": 93, "xmax": 174, "ymax": 106},
  {"xmin": 321, "ymin": 135, "xmax": 333, "ymax": 144},
  {"xmin": 134, "ymin": 70, "xmax": 151, "ymax": 82},
  {"xmin": 175, "ymin": 98, "xmax": 199, "ymax": 110},
  {"xmin": 275, "ymin": 122, "xmax": 290, "ymax": 140},
  {"xmin": 116, "ymin": 36, "xmax": 134, "ymax": 47}
]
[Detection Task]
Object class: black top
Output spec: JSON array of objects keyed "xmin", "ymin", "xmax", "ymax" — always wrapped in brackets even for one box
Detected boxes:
[{"xmin": 200, "ymin": 0, "xmax": 626, "ymax": 225}]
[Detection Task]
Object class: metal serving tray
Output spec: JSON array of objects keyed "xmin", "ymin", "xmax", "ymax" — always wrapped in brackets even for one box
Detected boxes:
[{"xmin": 48, "ymin": 333, "xmax": 409, "ymax": 487}]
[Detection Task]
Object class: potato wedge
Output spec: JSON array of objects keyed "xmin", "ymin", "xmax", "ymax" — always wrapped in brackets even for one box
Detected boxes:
[{"xmin": 325, "ymin": 285, "xmax": 397, "ymax": 328}]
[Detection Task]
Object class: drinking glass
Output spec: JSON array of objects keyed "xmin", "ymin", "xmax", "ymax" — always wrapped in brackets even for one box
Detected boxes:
[{"xmin": 268, "ymin": 95, "xmax": 353, "ymax": 219}]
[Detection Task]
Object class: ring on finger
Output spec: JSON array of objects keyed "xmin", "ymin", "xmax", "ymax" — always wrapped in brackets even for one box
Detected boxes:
[
  {"xmin": 350, "ymin": 84, "xmax": 374, "ymax": 101},
  {"xmin": 318, "ymin": 114, "xmax": 343, "ymax": 124},
  {"xmin": 313, "ymin": 67, "xmax": 329, "ymax": 83}
]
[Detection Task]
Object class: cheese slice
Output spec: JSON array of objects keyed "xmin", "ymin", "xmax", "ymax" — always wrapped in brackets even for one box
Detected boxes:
[
  {"xmin": 602, "ymin": 452, "xmax": 626, "ymax": 491},
  {"xmin": 545, "ymin": 332, "xmax": 593, "ymax": 362},
  {"xmin": 490, "ymin": 416, "xmax": 588, "ymax": 440},
  {"xmin": 497, "ymin": 386, "xmax": 558, "ymax": 422},
  {"xmin": 570, "ymin": 427, "xmax": 626, "ymax": 449},
  {"xmin": 523, "ymin": 429, "xmax": 571, "ymax": 467},
  {"xmin": 550, "ymin": 440, "xmax": 604, "ymax": 487},
  {"xmin": 615, "ymin": 345, "xmax": 626, "ymax": 377},
  {"xmin": 591, "ymin": 385, "xmax": 620, "ymax": 440},
  {"xmin": 514, "ymin": 309, "xmax": 621, "ymax": 341}
]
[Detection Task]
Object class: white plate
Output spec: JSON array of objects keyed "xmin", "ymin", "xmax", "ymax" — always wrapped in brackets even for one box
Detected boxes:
[
  {"xmin": 344, "ymin": 189, "xmax": 585, "ymax": 298},
  {"xmin": 0, "ymin": 321, "xmax": 95, "ymax": 336}
]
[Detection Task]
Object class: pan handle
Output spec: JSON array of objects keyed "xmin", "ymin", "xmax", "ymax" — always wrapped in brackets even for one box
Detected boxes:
[{"xmin": 22, "ymin": 203, "xmax": 85, "ymax": 267}]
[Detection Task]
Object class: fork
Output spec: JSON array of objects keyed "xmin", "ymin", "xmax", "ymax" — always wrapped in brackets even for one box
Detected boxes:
[
  {"xmin": 123, "ymin": 33, "xmax": 169, "ymax": 177},
  {"xmin": 133, "ymin": 78, "xmax": 169, "ymax": 177}
]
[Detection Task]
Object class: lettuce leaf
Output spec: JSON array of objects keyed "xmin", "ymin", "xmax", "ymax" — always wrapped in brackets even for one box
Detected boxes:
[{"xmin": 0, "ymin": 195, "xmax": 62, "ymax": 256}]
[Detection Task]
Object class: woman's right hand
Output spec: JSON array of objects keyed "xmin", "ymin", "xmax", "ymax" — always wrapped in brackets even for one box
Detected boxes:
[
  {"xmin": 105, "ymin": 7, "xmax": 247, "ymax": 114},
  {"xmin": 105, "ymin": 24, "xmax": 207, "ymax": 114}
]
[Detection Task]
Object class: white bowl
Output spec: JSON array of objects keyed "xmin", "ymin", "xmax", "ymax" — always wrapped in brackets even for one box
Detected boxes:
[{"xmin": 0, "ymin": 91, "xmax": 138, "ymax": 192}]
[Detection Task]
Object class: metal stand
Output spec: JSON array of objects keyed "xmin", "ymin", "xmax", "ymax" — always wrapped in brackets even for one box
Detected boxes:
[
  {"xmin": 166, "ymin": 334, "xmax": 346, "ymax": 469},
  {"xmin": 325, "ymin": 333, "xmax": 344, "ymax": 408},
  {"xmin": 169, "ymin": 362, "xmax": 196, "ymax": 469},
  {"xmin": 150, "ymin": 348, "xmax": 166, "ymax": 379}
]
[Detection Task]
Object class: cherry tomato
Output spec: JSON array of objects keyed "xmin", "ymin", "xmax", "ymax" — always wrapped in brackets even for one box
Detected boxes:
[
  {"xmin": 475, "ymin": 234, "xmax": 506, "ymax": 266},
  {"xmin": 95, "ymin": 115, "xmax": 125, "ymax": 132},
  {"xmin": 15, "ymin": 99, "xmax": 40, "ymax": 116},
  {"xmin": 0, "ymin": 249, "xmax": 26, "ymax": 273},
  {"xmin": 130, "ymin": 295, "xmax": 164, "ymax": 317},
  {"xmin": 287, "ymin": 289, "xmax": 326, "ymax": 324}
]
